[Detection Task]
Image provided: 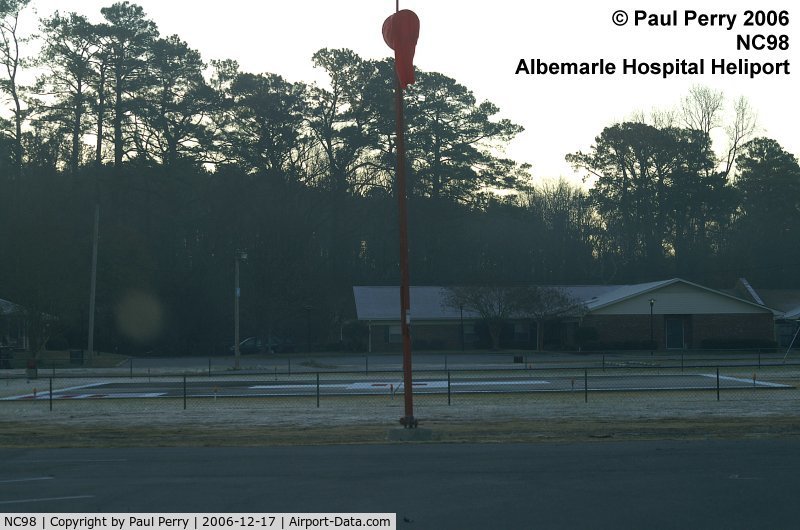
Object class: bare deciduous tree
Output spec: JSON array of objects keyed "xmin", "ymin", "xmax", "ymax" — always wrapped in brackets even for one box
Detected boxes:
[
  {"xmin": 681, "ymin": 85, "xmax": 724, "ymax": 137},
  {"xmin": 723, "ymin": 96, "xmax": 758, "ymax": 176},
  {"xmin": 443, "ymin": 286, "xmax": 518, "ymax": 350},
  {"xmin": 513, "ymin": 286, "xmax": 585, "ymax": 351},
  {"xmin": 680, "ymin": 85, "xmax": 757, "ymax": 176},
  {"xmin": 630, "ymin": 107, "xmax": 678, "ymax": 129},
  {"xmin": 444, "ymin": 285, "xmax": 585, "ymax": 351}
]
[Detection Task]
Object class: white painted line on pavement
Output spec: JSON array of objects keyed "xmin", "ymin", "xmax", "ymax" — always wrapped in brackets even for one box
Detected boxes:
[
  {"xmin": 0, "ymin": 477, "xmax": 53, "ymax": 484},
  {"xmin": 700, "ymin": 374, "xmax": 789, "ymax": 388},
  {"xmin": 0, "ymin": 495, "xmax": 95, "ymax": 505},
  {"xmin": 250, "ymin": 384, "xmax": 348, "ymax": 389},
  {"xmin": 1, "ymin": 381, "xmax": 106, "ymax": 400},
  {"xmin": 15, "ymin": 459, "xmax": 127, "ymax": 464},
  {"xmin": 347, "ymin": 382, "xmax": 407, "ymax": 390},
  {"xmin": 452, "ymin": 380, "xmax": 550, "ymax": 386}
]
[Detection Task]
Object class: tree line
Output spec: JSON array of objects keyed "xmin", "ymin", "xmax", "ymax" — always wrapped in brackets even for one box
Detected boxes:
[{"xmin": 1, "ymin": 1, "xmax": 798, "ymax": 354}]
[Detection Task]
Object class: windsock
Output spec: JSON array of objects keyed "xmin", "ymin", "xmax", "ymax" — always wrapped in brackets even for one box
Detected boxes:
[{"xmin": 382, "ymin": 9, "xmax": 420, "ymax": 88}]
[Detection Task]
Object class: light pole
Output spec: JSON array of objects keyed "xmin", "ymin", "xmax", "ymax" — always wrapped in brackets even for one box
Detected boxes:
[
  {"xmin": 649, "ymin": 298, "xmax": 655, "ymax": 355},
  {"xmin": 234, "ymin": 249, "xmax": 247, "ymax": 370},
  {"xmin": 460, "ymin": 304, "xmax": 464, "ymax": 352},
  {"xmin": 304, "ymin": 305, "xmax": 313, "ymax": 353},
  {"xmin": 87, "ymin": 204, "xmax": 100, "ymax": 365}
]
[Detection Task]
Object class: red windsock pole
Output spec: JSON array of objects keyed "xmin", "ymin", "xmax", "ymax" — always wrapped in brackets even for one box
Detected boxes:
[
  {"xmin": 382, "ymin": 9, "xmax": 420, "ymax": 89},
  {"xmin": 383, "ymin": 4, "xmax": 420, "ymax": 428}
]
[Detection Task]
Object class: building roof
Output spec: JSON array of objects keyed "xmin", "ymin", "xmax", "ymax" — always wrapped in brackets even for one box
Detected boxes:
[
  {"xmin": 354, "ymin": 279, "xmax": 777, "ymax": 321},
  {"xmin": 732, "ymin": 279, "xmax": 800, "ymax": 320},
  {"xmin": 353, "ymin": 286, "xmax": 482, "ymax": 321},
  {"xmin": 353, "ymin": 285, "xmax": 623, "ymax": 321},
  {"xmin": 0, "ymin": 298, "xmax": 24, "ymax": 316},
  {"xmin": 582, "ymin": 280, "xmax": 669, "ymax": 311},
  {"xmin": 753, "ymin": 291, "xmax": 800, "ymax": 318},
  {"xmin": 585, "ymin": 278, "xmax": 776, "ymax": 314}
]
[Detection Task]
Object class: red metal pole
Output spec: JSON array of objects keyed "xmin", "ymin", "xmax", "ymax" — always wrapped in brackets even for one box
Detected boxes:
[{"xmin": 395, "ymin": 76, "xmax": 416, "ymax": 428}]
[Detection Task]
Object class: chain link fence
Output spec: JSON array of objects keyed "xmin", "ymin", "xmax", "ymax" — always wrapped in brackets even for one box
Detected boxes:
[{"xmin": 2, "ymin": 352, "xmax": 799, "ymax": 422}]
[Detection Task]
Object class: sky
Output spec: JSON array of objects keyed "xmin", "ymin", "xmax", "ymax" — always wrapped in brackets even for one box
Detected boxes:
[{"xmin": 23, "ymin": 0, "xmax": 800, "ymax": 184}]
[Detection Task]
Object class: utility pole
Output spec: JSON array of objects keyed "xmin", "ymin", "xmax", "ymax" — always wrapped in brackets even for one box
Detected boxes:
[
  {"xmin": 460, "ymin": 304, "xmax": 464, "ymax": 352},
  {"xmin": 87, "ymin": 204, "xmax": 100, "ymax": 364},
  {"xmin": 234, "ymin": 249, "xmax": 247, "ymax": 370},
  {"xmin": 649, "ymin": 298, "xmax": 655, "ymax": 355}
]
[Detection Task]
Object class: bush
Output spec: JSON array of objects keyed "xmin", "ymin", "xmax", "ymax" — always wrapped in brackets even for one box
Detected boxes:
[
  {"xmin": 581, "ymin": 340, "xmax": 656, "ymax": 351},
  {"xmin": 575, "ymin": 327, "xmax": 598, "ymax": 345},
  {"xmin": 341, "ymin": 321, "xmax": 369, "ymax": 352},
  {"xmin": 428, "ymin": 339, "xmax": 445, "ymax": 351},
  {"xmin": 45, "ymin": 335, "xmax": 69, "ymax": 351},
  {"xmin": 411, "ymin": 338, "xmax": 446, "ymax": 351},
  {"xmin": 700, "ymin": 338, "xmax": 778, "ymax": 351}
]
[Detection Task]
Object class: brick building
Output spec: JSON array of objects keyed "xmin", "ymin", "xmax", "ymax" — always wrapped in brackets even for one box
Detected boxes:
[
  {"xmin": 580, "ymin": 279, "xmax": 776, "ymax": 350},
  {"xmin": 354, "ymin": 279, "xmax": 778, "ymax": 352}
]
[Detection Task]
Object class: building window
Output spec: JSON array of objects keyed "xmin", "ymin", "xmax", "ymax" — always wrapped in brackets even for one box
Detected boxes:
[{"xmin": 388, "ymin": 325, "xmax": 402, "ymax": 344}]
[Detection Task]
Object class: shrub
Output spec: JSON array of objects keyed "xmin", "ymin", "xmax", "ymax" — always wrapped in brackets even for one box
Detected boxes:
[
  {"xmin": 581, "ymin": 340, "xmax": 656, "ymax": 351},
  {"xmin": 45, "ymin": 335, "xmax": 69, "ymax": 351},
  {"xmin": 575, "ymin": 327, "xmax": 598, "ymax": 345},
  {"xmin": 700, "ymin": 338, "xmax": 778, "ymax": 351}
]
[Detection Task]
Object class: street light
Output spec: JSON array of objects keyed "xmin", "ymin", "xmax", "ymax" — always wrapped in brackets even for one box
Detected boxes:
[
  {"xmin": 460, "ymin": 304, "xmax": 464, "ymax": 352},
  {"xmin": 649, "ymin": 298, "xmax": 656, "ymax": 355},
  {"xmin": 303, "ymin": 305, "xmax": 313, "ymax": 353},
  {"xmin": 234, "ymin": 249, "xmax": 248, "ymax": 370}
]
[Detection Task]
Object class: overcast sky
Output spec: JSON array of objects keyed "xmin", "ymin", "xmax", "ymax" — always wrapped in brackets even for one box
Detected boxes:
[{"xmin": 25, "ymin": 0, "xmax": 799, "ymax": 184}]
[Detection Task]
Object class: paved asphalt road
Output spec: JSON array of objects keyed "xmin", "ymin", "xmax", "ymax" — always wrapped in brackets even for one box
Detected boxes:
[{"xmin": 1, "ymin": 441, "xmax": 798, "ymax": 529}]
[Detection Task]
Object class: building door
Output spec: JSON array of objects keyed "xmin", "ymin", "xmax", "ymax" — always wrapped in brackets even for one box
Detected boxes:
[{"xmin": 665, "ymin": 317, "xmax": 685, "ymax": 349}]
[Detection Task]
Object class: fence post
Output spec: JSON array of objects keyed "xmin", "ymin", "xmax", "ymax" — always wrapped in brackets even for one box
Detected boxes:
[
  {"xmin": 316, "ymin": 373, "xmax": 320, "ymax": 408},
  {"xmin": 365, "ymin": 356, "xmax": 369, "ymax": 376},
  {"xmin": 208, "ymin": 358, "xmax": 212, "ymax": 377},
  {"xmin": 602, "ymin": 355, "xmax": 605, "ymax": 372},
  {"xmin": 49, "ymin": 377, "xmax": 53, "ymax": 411},
  {"xmin": 584, "ymin": 369, "xmax": 588, "ymax": 403},
  {"xmin": 183, "ymin": 375, "xmax": 187, "ymax": 410},
  {"xmin": 716, "ymin": 367, "xmax": 720, "ymax": 401}
]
